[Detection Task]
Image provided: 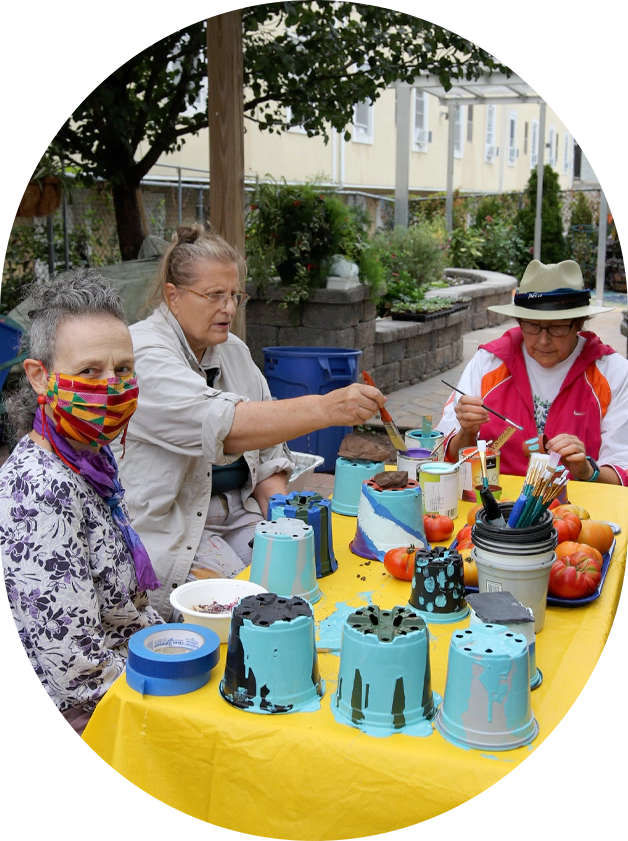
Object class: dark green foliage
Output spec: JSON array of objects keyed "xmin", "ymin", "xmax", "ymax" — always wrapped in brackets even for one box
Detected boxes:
[
  {"xmin": 570, "ymin": 191, "xmax": 594, "ymax": 227},
  {"xmin": 245, "ymin": 180, "xmax": 382, "ymax": 306},
  {"xmin": 516, "ymin": 165, "xmax": 566, "ymax": 264},
  {"xmin": 370, "ymin": 221, "xmax": 447, "ymax": 314},
  {"xmin": 43, "ymin": 4, "xmax": 509, "ymax": 260}
]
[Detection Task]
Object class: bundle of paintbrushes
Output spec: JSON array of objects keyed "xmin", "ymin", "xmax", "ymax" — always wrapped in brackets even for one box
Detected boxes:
[{"xmin": 507, "ymin": 452, "xmax": 569, "ymax": 528}]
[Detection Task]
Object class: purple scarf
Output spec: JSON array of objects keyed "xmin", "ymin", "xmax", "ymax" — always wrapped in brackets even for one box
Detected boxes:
[{"xmin": 33, "ymin": 408, "xmax": 161, "ymax": 591}]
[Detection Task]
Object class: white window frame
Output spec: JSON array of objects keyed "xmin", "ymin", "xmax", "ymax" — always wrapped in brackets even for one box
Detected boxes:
[
  {"xmin": 285, "ymin": 106, "xmax": 307, "ymax": 135},
  {"xmin": 412, "ymin": 89, "xmax": 429, "ymax": 153},
  {"xmin": 485, "ymin": 104, "xmax": 496, "ymax": 163},
  {"xmin": 453, "ymin": 103, "xmax": 464, "ymax": 158},
  {"xmin": 530, "ymin": 119, "xmax": 539, "ymax": 168},
  {"xmin": 563, "ymin": 132, "xmax": 571, "ymax": 173},
  {"xmin": 352, "ymin": 100, "xmax": 374, "ymax": 144},
  {"xmin": 508, "ymin": 111, "xmax": 518, "ymax": 166},
  {"xmin": 548, "ymin": 125, "xmax": 556, "ymax": 167}
]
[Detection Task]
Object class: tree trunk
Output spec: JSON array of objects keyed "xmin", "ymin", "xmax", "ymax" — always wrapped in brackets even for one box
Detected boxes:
[{"xmin": 112, "ymin": 181, "xmax": 145, "ymax": 261}]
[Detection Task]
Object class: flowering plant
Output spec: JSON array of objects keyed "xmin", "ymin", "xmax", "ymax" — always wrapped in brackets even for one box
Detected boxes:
[{"xmin": 245, "ymin": 178, "xmax": 382, "ymax": 306}]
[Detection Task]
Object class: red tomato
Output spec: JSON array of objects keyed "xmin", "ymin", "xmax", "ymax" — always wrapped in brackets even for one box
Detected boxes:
[
  {"xmin": 548, "ymin": 552, "xmax": 602, "ymax": 599},
  {"xmin": 551, "ymin": 511, "xmax": 582, "ymax": 543},
  {"xmin": 455, "ymin": 524, "xmax": 473, "ymax": 545},
  {"xmin": 423, "ymin": 514, "xmax": 455, "ymax": 543},
  {"xmin": 383, "ymin": 545, "xmax": 416, "ymax": 581}
]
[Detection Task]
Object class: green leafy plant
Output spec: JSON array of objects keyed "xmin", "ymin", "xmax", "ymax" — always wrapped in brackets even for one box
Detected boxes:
[
  {"xmin": 370, "ymin": 220, "xmax": 447, "ymax": 315},
  {"xmin": 446, "ymin": 226, "xmax": 484, "ymax": 269},
  {"xmin": 475, "ymin": 217, "xmax": 529, "ymax": 278},
  {"xmin": 245, "ymin": 179, "xmax": 382, "ymax": 307},
  {"xmin": 389, "ymin": 295, "xmax": 470, "ymax": 314},
  {"xmin": 516, "ymin": 165, "xmax": 567, "ymax": 264},
  {"xmin": 570, "ymin": 191, "xmax": 594, "ymax": 227}
]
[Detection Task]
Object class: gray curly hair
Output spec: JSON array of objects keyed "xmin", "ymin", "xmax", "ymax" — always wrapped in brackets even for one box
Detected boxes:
[{"xmin": 5, "ymin": 268, "xmax": 128, "ymax": 441}]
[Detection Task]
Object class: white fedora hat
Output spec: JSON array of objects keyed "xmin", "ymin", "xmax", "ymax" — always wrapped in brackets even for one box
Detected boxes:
[{"xmin": 488, "ymin": 259, "xmax": 615, "ymax": 320}]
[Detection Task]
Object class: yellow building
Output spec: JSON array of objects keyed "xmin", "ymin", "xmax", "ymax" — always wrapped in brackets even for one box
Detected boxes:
[{"xmin": 141, "ymin": 74, "xmax": 576, "ymax": 206}]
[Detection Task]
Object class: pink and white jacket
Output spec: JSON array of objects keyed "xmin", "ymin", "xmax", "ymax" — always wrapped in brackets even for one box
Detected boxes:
[{"xmin": 437, "ymin": 327, "xmax": 628, "ymax": 485}]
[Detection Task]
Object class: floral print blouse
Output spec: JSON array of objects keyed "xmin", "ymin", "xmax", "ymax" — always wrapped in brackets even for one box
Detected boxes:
[{"xmin": 0, "ymin": 435, "xmax": 163, "ymax": 714}]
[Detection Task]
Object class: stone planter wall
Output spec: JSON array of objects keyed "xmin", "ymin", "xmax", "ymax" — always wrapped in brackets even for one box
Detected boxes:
[
  {"xmin": 245, "ymin": 269, "xmax": 517, "ymax": 393},
  {"xmin": 245, "ymin": 282, "xmax": 377, "ymax": 371}
]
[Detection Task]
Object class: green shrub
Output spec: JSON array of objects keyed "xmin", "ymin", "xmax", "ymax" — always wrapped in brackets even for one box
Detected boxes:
[
  {"xmin": 446, "ymin": 227, "xmax": 484, "ymax": 269},
  {"xmin": 516, "ymin": 165, "xmax": 566, "ymax": 264},
  {"xmin": 370, "ymin": 219, "xmax": 447, "ymax": 314},
  {"xmin": 245, "ymin": 179, "xmax": 382, "ymax": 306},
  {"xmin": 476, "ymin": 218, "xmax": 529, "ymax": 278},
  {"xmin": 570, "ymin": 191, "xmax": 594, "ymax": 227}
]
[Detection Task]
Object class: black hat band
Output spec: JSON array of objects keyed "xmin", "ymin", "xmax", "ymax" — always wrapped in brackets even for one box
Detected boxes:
[{"xmin": 514, "ymin": 288, "xmax": 591, "ymax": 311}]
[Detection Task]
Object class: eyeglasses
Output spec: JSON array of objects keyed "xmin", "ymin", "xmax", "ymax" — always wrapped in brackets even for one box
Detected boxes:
[
  {"xmin": 183, "ymin": 287, "xmax": 250, "ymax": 309},
  {"xmin": 519, "ymin": 319, "xmax": 577, "ymax": 338}
]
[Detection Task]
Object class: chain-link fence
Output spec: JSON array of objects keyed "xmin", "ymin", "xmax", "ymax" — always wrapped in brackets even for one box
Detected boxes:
[{"xmin": 2, "ymin": 180, "xmax": 623, "ymax": 316}]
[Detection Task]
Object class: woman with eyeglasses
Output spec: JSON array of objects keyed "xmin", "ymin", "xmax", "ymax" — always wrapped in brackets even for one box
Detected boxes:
[
  {"xmin": 117, "ymin": 225, "xmax": 385, "ymax": 619},
  {"xmin": 436, "ymin": 259, "xmax": 628, "ymax": 485}
]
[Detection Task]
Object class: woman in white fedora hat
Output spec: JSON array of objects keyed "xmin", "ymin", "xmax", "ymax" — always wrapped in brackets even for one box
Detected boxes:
[{"xmin": 437, "ymin": 259, "xmax": 628, "ymax": 485}]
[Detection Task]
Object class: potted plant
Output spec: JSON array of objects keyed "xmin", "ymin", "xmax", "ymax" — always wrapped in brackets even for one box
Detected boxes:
[{"xmin": 245, "ymin": 178, "xmax": 383, "ymax": 307}]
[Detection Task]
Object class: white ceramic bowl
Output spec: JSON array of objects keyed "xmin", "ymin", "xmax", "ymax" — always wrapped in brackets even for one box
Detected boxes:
[{"xmin": 169, "ymin": 579, "xmax": 268, "ymax": 643}]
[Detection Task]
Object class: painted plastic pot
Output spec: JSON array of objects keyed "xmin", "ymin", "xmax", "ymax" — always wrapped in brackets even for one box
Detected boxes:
[
  {"xmin": 331, "ymin": 457, "xmax": 385, "ymax": 517},
  {"xmin": 267, "ymin": 490, "xmax": 337, "ymax": 577},
  {"xmin": 409, "ymin": 546, "xmax": 469, "ymax": 623},
  {"xmin": 249, "ymin": 519, "xmax": 321, "ymax": 604}
]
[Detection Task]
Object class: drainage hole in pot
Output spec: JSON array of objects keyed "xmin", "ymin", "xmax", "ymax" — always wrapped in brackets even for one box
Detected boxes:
[{"xmin": 485, "ymin": 648, "xmax": 493, "ymax": 653}]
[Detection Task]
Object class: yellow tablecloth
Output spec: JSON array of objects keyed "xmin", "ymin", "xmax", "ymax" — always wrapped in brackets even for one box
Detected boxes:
[{"xmin": 83, "ymin": 477, "xmax": 627, "ymax": 839}]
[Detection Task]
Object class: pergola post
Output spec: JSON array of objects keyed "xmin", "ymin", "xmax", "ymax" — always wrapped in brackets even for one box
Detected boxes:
[
  {"xmin": 445, "ymin": 102, "xmax": 455, "ymax": 232},
  {"xmin": 394, "ymin": 82, "xmax": 411, "ymax": 228},
  {"xmin": 595, "ymin": 191, "xmax": 608, "ymax": 304},
  {"xmin": 207, "ymin": 11, "xmax": 246, "ymax": 340},
  {"xmin": 533, "ymin": 101, "xmax": 546, "ymax": 261}
]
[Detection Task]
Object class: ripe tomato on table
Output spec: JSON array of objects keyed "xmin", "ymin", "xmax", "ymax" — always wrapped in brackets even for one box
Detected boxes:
[
  {"xmin": 423, "ymin": 514, "xmax": 455, "ymax": 543},
  {"xmin": 383, "ymin": 545, "xmax": 416, "ymax": 581},
  {"xmin": 551, "ymin": 510, "xmax": 582, "ymax": 543},
  {"xmin": 555, "ymin": 541, "xmax": 603, "ymax": 565},
  {"xmin": 578, "ymin": 520, "xmax": 614, "ymax": 555},
  {"xmin": 548, "ymin": 552, "xmax": 602, "ymax": 599}
]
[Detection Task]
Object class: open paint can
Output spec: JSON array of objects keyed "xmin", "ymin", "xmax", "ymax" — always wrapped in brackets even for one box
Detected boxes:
[
  {"xmin": 458, "ymin": 446, "xmax": 500, "ymax": 501},
  {"xmin": 397, "ymin": 448, "xmax": 437, "ymax": 481},
  {"xmin": 419, "ymin": 462, "xmax": 459, "ymax": 519}
]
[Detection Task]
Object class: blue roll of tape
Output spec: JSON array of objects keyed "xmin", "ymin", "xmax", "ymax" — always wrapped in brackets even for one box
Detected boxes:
[{"xmin": 126, "ymin": 623, "xmax": 221, "ymax": 696}]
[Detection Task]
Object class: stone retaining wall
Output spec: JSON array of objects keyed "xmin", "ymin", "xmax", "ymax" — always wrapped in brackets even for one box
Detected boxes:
[
  {"xmin": 245, "ymin": 269, "xmax": 517, "ymax": 393},
  {"xmin": 245, "ymin": 283, "xmax": 376, "ymax": 372}
]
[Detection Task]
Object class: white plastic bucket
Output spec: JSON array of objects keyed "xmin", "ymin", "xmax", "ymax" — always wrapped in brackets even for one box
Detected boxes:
[{"xmin": 472, "ymin": 548, "xmax": 555, "ymax": 633}]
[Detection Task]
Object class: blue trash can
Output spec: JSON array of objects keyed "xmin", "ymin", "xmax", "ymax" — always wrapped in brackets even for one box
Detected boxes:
[
  {"xmin": 263, "ymin": 346, "xmax": 362, "ymax": 472},
  {"xmin": 0, "ymin": 318, "xmax": 23, "ymax": 392}
]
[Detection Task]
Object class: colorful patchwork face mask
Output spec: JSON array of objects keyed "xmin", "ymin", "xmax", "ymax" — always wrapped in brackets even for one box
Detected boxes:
[{"xmin": 43, "ymin": 371, "xmax": 139, "ymax": 446}]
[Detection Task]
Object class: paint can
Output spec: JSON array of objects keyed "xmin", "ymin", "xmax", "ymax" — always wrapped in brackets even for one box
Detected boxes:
[
  {"xmin": 458, "ymin": 446, "xmax": 500, "ymax": 501},
  {"xmin": 396, "ymin": 448, "xmax": 437, "ymax": 481},
  {"xmin": 419, "ymin": 462, "xmax": 459, "ymax": 519},
  {"xmin": 404, "ymin": 429, "xmax": 445, "ymax": 460}
]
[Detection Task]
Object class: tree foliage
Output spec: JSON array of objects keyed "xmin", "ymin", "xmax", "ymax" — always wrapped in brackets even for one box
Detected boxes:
[
  {"xmin": 44, "ymin": 3, "xmax": 509, "ymax": 259},
  {"xmin": 516, "ymin": 165, "xmax": 567, "ymax": 264}
]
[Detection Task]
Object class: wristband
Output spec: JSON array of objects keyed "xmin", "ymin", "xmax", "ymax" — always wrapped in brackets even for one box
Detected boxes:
[{"xmin": 579, "ymin": 456, "xmax": 600, "ymax": 483}]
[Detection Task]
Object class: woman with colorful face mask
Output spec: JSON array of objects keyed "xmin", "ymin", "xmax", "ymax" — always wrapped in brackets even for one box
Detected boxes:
[
  {"xmin": 117, "ymin": 225, "xmax": 385, "ymax": 620},
  {"xmin": 0, "ymin": 270, "xmax": 163, "ymax": 735}
]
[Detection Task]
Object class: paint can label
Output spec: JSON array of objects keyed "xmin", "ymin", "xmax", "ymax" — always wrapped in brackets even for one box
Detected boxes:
[{"xmin": 419, "ymin": 463, "xmax": 459, "ymax": 519}]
